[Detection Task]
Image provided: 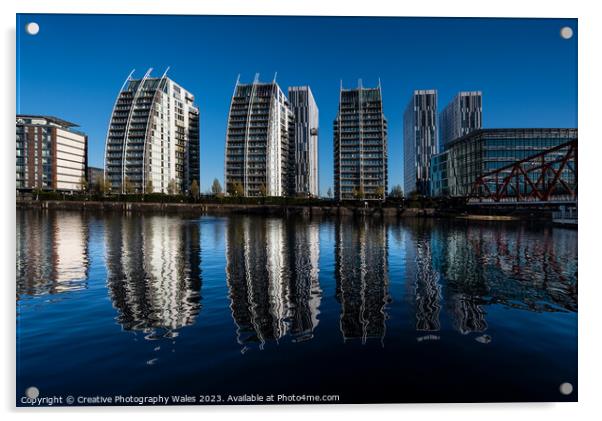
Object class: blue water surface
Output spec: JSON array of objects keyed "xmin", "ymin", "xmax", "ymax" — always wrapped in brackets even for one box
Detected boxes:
[{"xmin": 16, "ymin": 210, "xmax": 577, "ymax": 404}]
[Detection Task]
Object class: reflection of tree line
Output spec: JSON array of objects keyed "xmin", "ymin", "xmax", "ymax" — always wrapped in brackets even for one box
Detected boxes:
[
  {"xmin": 225, "ymin": 217, "xmax": 321, "ymax": 350},
  {"xmin": 17, "ymin": 210, "xmax": 89, "ymax": 298},
  {"xmin": 105, "ymin": 215, "xmax": 202, "ymax": 338}
]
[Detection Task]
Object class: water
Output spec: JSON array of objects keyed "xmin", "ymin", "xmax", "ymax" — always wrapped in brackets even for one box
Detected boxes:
[{"xmin": 16, "ymin": 209, "xmax": 578, "ymax": 404}]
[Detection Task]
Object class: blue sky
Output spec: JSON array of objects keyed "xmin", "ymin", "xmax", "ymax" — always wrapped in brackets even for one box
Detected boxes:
[{"xmin": 16, "ymin": 15, "xmax": 577, "ymax": 194}]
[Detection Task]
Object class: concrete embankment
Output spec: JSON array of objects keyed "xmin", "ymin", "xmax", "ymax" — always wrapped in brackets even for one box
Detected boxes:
[{"xmin": 16, "ymin": 199, "xmax": 437, "ymax": 218}]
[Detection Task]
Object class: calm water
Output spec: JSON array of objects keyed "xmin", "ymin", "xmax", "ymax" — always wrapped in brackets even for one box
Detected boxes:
[{"xmin": 16, "ymin": 210, "xmax": 577, "ymax": 404}]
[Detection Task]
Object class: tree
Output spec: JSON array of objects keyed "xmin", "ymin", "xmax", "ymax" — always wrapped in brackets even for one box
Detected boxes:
[
  {"xmin": 230, "ymin": 182, "xmax": 244, "ymax": 197},
  {"xmin": 259, "ymin": 183, "xmax": 267, "ymax": 197},
  {"xmin": 145, "ymin": 178, "xmax": 154, "ymax": 194},
  {"xmin": 375, "ymin": 186, "xmax": 385, "ymax": 200},
  {"xmin": 190, "ymin": 179, "xmax": 200, "ymax": 200},
  {"xmin": 353, "ymin": 185, "xmax": 365, "ymax": 200},
  {"xmin": 79, "ymin": 176, "xmax": 88, "ymax": 193},
  {"xmin": 327, "ymin": 187, "xmax": 332, "ymax": 198},
  {"xmin": 390, "ymin": 184, "xmax": 403, "ymax": 199},
  {"xmin": 123, "ymin": 176, "xmax": 135, "ymax": 194},
  {"xmin": 104, "ymin": 178, "xmax": 112, "ymax": 195},
  {"xmin": 167, "ymin": 178, "xmax": 177, "ymax": 195},
  {"xmin": 97, "ymin": 177, "xmax": 111, "ymax": 196},
  {"xmin": 211, "ymin": 178, "xmax": 222, "ymax": 196}
]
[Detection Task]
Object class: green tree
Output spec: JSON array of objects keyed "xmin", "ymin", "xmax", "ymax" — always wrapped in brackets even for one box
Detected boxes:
[
  {"xmin": 375, "ymin": 186, "xmax": 385, "ymax": 200},
  {"xmin": 390, "ymin": 184, "xmax": 403, "ymax": 199},
  {"xmin": 190, "ymin": 179, "xmax": 200, "ymax": 199},
  {"xmin": 353, "ymin": 185, "xmax": 365, "ymax": 200},
  {"xmin": 211, "ymin": 178, "xmax": 222, "ymax": 196},
  {"xmin": 145, "ymin": 178, "xmax": 154, "ymax": 194},
  {"xmin": 230, "ymin": 181, "xmax": 244, "ymax": 197}
]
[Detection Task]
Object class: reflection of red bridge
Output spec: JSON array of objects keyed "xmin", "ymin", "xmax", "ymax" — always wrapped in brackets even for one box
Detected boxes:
[{"xmin": 469, "ymin": 139, "xmax": 577, "ymax": 205}]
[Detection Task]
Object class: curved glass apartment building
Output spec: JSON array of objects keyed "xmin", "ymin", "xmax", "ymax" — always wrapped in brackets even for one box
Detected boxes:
[
  {"xmin": 104, "ymin": 69, "xmax": 200, "ymax": 194},
  {"xmin": 225, "ymin": 77, "xmax": 293, "ymax": 197}
]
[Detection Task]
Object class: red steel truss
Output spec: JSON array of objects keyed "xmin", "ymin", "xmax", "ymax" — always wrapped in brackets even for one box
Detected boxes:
[{"xmin": 469, "ymin": 139, "xmax": 577, "ymax": 203}]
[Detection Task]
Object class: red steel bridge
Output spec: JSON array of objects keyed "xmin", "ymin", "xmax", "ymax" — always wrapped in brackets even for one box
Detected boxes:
[{"xmin": 468, "ymin": 139, "xmax": 577, "ymax": 205}]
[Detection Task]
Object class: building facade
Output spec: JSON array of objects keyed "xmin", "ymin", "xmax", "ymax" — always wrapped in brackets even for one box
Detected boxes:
[
  {"xmin": 104, "ymin": 69, "xmax": 200, "ymax": 194},
  {"xmin": 334, "ymin": 83, "xmax": 388, "ymax": 201},
  {"xmin": 225, "ymin": 77, "xmax": 293, "ymax": 197},
  {"xmin": 288, "ymin": 86, "xmax": 319, "ymax": 197},
  {"xmin": 430, "ymin": 128, "xmax": 578, "ymax": 197},
  {"xmin": 403, "ymin": 90, "xmax": 438, "ymax": 196},
  {"xmin": 16, "ymin": 115, "xmax": 88, "ymax": 191},
  {"xmin": 87, "ymin": 166, "xmax": 104, "ymax": 188},
  {"xmin": 440, "ymin": 91, "xmax": 482, "ymax": 147}
]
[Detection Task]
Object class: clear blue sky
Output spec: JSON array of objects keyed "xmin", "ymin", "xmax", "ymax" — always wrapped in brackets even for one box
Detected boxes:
[{"xmin": 17, "ymin": 15, "xmax": 577, "ymax": 194}]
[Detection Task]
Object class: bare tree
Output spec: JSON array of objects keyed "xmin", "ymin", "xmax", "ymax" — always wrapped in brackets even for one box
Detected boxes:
[
  {"xmin": 390, "ymin": 184, "xmax": 403, "ymax": 199},
  {"xmin": 190, "ymin": 179, "xmax": 200, "ymax": 199},
  {"xmin": 167, "ymin": 178, "xmax": 178, "ymax": 195},
  {"xmin": 145, "ymin": 179, "xmax": 154, "ymax": 194},
  {"xmin": 211, "ymin": 178, "xmax": 222, "ymax": 196},
  {"xmin": 259, "ymin": 183, "xmax": 267, "ymax": 197},
  {"xmin": 123, "ymin": 176, "xmax": 135, "ymax": 194}
]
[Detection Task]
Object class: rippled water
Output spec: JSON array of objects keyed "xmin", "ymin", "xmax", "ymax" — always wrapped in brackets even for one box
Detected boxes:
[{"xmin": 16, "ymin": 209, "xmax": 577, "ymax": 404}]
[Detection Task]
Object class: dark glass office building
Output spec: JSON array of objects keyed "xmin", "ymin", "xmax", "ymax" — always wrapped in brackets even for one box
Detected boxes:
[
  {"xmin": 430, "ymin": 128, "xmax": 578, "ymax": 197},
  {"xmin": 288, "ymin": 86, "xmax": 319, "ymax": 197},
  {"xmin": 403, "ymin": 90, "xmax": 438, "ymax": 196},
  {"xmin": 440, "ymin": 91, "xmax": 483, "ymax": 147}
]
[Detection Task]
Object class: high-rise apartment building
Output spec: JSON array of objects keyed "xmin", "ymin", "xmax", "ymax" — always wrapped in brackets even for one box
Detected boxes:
[
  {"xmin": 288, "ymin": 86, "xmax": 319, "ymax": 197},
  {"xmin": 439, "ymin": 91, "xmax": 482, "ymax": 147},
  {"xmin": 403, "ymin": 90, "xmax": 438, "ymax": 196},
  {"xmin": 334, "ymin": 82, "xmax": 388, "ymax": 201},
  {"xmin": 104, "ymin": 69, "xmax": 200, "ymax": 194},
  {"xmin": 16, "ymin": 115, "xmax": 88, "ymax": 191},
  {"xmin": 225, "ymin": 76, "xmax": 293, "ymax": 197}
]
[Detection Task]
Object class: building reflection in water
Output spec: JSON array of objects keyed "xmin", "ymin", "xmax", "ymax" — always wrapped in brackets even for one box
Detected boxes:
[
  {"xmin": 286, "ymin": 218, "xmax": 322, "ymax": 343},
  {"xmin": 402, "ymin": 220, "xmax": 442, "ymax": 337},
  {"xmin": 433, "ymin": 222, "xmax": 576, "ymax": 336},
  {"xmin": 104, "ymin": 215, "xmax": 202, "ymax": 341},
  {"xmin": 335, "ymin": 217, "xmax": 390, "ymax": 344},
  {"xmin": 17, "ymin": 210, "xmax": 89, "ymax": 298},
  {"xmin": 459, "ymin": 224, "xmax": 577, "ymax": 312},
  {"xmin": 399, "ymin": 220, "xmax": 577, "ymax": 339},
  {"xmin": 225, "ymin": 216, "xmax": 321, "ymax": 351},
  {"xmin": 430, "ymin": 227, "xmax": 488, "ymax": 335}
]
